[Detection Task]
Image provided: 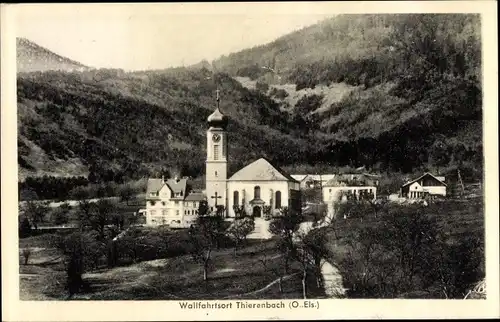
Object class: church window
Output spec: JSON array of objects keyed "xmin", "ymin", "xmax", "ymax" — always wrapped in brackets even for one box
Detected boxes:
[
  {"xmin": 233, "ymin": 191, "xmax": 239, "ymax": 206},
  {"xmin": 176, "ymin": 210, "xmax": 180, "ymax": 216},
  {"xmin": 215, "ymin": 171, "xmax": 218, "ymax": 177},
  {"xmin": 214, "ymin": 145, "xmax": 220, "ymax": 160},
  {"xmin": 254, "ymin": 186, "xmax": 261, "ymax": 199},
  {"xmin": 275, "ymin": 191, "xmax": 282, "ymax": 208},
  {"xmin": 150, "ymin": 201, "xmax": 156, "ymax": 206},
  {"xmin": 162, "ymin": 202, "xmax": 166, "ymax": 206}
]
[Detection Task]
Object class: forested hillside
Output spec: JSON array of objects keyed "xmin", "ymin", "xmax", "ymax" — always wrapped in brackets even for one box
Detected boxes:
[
  {"xmin": 17, "ymin": 69, "xmax": 310, "ymax": 182},
  {"xmin": 215, "ymin": 14, "xmax": 483, "ymax": 177},
  {"xmin": 17, "ymin": 14, "xmax": 483, "ymax": 185}
]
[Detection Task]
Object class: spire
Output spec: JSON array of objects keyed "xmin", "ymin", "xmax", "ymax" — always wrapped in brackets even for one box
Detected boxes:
[{"xmin": 207, "ymin": 87, "xmax": 228, "ymax": 129}]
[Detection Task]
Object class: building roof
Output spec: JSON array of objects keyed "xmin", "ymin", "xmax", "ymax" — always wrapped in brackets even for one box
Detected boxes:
[
  {"xmin": 146, "ymin": 177, "xmax": 203, "ymax": 201},
  {"xmin": 207, "ymin": 107, "xmax": 228, "ymax": 129},
  {"xmin": 184, "ymin": 192, "xmax": 206, "ymax": 201},
  {"xmin": 146, "ymin": 179, "xmax": 165, "ymax": 196},
  {"xmin": 291, "ymin": 174, "xmax": 336, "ymax": 182},
  {"xmin": 305, "ymin": 174, "xmax": 336, "ymax": 182},
  {"xmin": 165, "ymin": 178, "xmax": 187, "ymax": 195},
  {"xmin": 228, "ymin": 158, "xmax": 299, "ymax": 183},
  {"xmin": 324, "ymin": 174, "xmax": 378, "ymax": 187},
  {"xmin": 291, "ymin": 174, "xmax": 308, "ymax": 181},
  {"xmin": 401, "ymin": 172, "xmax": 447, "ymax": 188}
]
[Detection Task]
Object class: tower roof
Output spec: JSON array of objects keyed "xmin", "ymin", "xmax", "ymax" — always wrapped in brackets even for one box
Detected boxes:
[{"xmin": 207, "ymin": 107, "xmax": 228, "ymax": 129}]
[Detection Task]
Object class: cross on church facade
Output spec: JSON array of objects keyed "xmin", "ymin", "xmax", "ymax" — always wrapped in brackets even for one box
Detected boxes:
[{"xmin": 211, "ymin": 191, "xmax": 222, "ymax": 207}]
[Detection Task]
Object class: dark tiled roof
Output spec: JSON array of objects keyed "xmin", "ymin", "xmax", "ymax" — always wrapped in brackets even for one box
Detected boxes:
[
  {"xmin": 184, "ymin": 192, "xmax": 206, "ymax": 201},
  {"xmin": 146, "ymin": 179, "xmax": 165, "ymax": 196},
  {"xmin": 165, "ymin": 178, "xmax": 187, "ymax": 195}
]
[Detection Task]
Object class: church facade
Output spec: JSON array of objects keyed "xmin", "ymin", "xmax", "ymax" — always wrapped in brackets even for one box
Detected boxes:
[
  {"xmin": 144, "ymin": 93, "xmax": 301, "ymax": 226},
  {"xmin": 205, "ymin": 93, "xmax": 301, "ymax": 218}
]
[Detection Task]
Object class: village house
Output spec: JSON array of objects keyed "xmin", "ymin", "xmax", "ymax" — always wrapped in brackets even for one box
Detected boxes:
[
  {"xmin": 322, "ymin": 173, "xmax": 379, "ymax": 219},
  {"xmin": 400, "ymin": 172, "xmax": 447, "ymax": 199},
  {"xmin": 145, "ymin": 177, "xmax": 205, "ymax": 227},
  {"xmin": 322, "ymin": 173, "xmax": 379, "ymax": 203},
  {"xmin": 145, "ymin": 90, "xmax": 301, "ymax": 226},
  {"xmin": 291, "ymin": 174, "xmax": 336, "ymax": 189}
]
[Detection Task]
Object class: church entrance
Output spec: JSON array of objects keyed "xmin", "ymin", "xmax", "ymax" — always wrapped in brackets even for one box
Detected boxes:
[{"xmin": 252, "ymin": 206, "xmax": 262, "ymax": 218}]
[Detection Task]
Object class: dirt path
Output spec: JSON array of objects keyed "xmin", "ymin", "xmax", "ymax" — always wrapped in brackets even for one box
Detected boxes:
[{"xmin": 227, "ymin": 273, "xmax": 299, "ymax": 299}]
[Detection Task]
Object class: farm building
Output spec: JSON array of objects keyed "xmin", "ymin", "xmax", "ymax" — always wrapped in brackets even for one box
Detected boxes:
[{"xmin": 400, "ymin": 173, "xmax": 447, "ymax": 199}]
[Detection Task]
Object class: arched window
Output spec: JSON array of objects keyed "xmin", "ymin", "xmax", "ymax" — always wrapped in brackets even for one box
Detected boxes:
[
  {"xmin": 254, "ymin": 186, "xmax": 261, "ymax": 199},
  {"xmin": 275, "ymin": 191, "xmax": 282, "ymax": 208},
  {"xmin": 233, "ymin": 191, "xmax": 239, "ymax": 206}
]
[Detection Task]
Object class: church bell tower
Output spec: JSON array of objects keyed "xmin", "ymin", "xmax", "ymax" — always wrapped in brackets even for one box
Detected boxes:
[{"xmin": 206, "ymin": 89, "xmax": 228, "ymax": 213}]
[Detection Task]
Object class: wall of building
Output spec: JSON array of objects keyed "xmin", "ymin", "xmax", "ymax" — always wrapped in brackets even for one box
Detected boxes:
[
  {"xmin": 145, "ymin": 198, "xmax": 201, "ymax": 227},
  {"xmin": 227, "ymin": 180, "xmax": 290, "ymax": 217},
  {"xmin": 322, "ymin": 186, "xmax": 377, "ymax": 204}
]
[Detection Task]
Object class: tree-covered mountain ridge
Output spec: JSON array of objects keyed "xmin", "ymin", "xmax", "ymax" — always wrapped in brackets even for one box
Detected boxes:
[
  {"xmin": 17, "ymin": 14, "xmax": 483, "ymax": 183},
  {"xmin": 213, "ymin": 14, "xmax": 483, "ymax": 177}
]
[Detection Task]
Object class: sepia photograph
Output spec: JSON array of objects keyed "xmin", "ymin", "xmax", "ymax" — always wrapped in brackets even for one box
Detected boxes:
[{"xmin": 2, "ymin": 1, "xmax": 499, "ymax": 321}]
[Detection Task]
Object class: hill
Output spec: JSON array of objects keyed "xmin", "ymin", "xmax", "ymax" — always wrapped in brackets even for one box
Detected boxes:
[
  {"xmin": 17, "ymin": 68, "xmax": 311, "ymax": 182},
  {"xmin": 214, "ymin": 14, "xmax": 483, "ymax": 176},
  {"xmin": 17, "ymin": 38, "xmax": 91, "ymax": 73},
  {"xmin": 17, "ymin": 14, "xmax": 483, "ymax": 185}
]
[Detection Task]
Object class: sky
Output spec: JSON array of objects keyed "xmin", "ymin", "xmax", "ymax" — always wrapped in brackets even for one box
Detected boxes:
[{"xmin": 14, "ymin": 3, "xmax": 333, "ymax": 71}]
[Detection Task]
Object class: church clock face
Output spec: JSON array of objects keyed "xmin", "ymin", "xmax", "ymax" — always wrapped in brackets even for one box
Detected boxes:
[{"xmin": 212, "ymin": 134, "xmax": 221, "ymax": 142}]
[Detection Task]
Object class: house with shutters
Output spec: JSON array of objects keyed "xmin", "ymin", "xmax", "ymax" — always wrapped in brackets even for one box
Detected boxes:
[{"xmin": 145, "ymin": 177, "xmax": 205, "ymax": 227}]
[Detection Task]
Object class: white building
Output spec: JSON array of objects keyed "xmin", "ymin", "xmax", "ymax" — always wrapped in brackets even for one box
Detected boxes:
[
  {"xmin": 322, "ymin": 174, "xmax": 378, "ymax": 218},
  {"xmin": 205, "ymin": 96, "xmax": 301, "ymax": 218},
  {"xmin": 227, "ymin": 158, "xmax": 301, "ymax": 218},
  {"xmin": 400, "ymin": 173, "xmax": 447, "ymax": 199},
  {"xmin": 145, "ymin": 92, "xmax": 301, "ymax": 225},
  {"xmin": 145, "ymin": 177, "xmax": 205, "ymax": 228},
  {"xmin": 291, "ymin": 174, "xmax": 336, "ymax": 189}
]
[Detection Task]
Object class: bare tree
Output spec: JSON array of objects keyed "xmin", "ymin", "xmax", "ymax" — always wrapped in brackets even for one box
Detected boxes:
[
  {"xmin": 119, "ymin": 185, "xmax": 135, "ymax": 205},
  {"xmin": 21, "ymin": 248, "xmax": 32, "ymax": 265},
  {"xmin": 256, "ymin": 241, "xmax": 287, "ymax": 294},
  {"xmin": 268, "ymin": 207, "xmax": 302, "ymax": 274},
  {"xmin": 189, "ymin": 215, "xmax": 225, "ymax": 282},
  {"xmin": 22, "ymin": 200, "xmax": 49, "ymax": 230},
  {"xmin": 227, "ymin": 217, "xmax": 255, "ymax": 255}
]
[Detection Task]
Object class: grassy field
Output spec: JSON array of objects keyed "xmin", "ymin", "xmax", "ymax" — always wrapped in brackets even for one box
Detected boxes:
[
  {"xmin": 19, "ymin": 235, "xmax": 324, "ymax": 300},
  {"xmin": 19, "ymin": 196, "xmax": 483, "ymax": 300}
]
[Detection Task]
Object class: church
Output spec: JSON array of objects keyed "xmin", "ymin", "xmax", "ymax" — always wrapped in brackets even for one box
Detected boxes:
[{"xmin": 145, "ymin": 92, "xmax": 301, "ymax": 226}]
